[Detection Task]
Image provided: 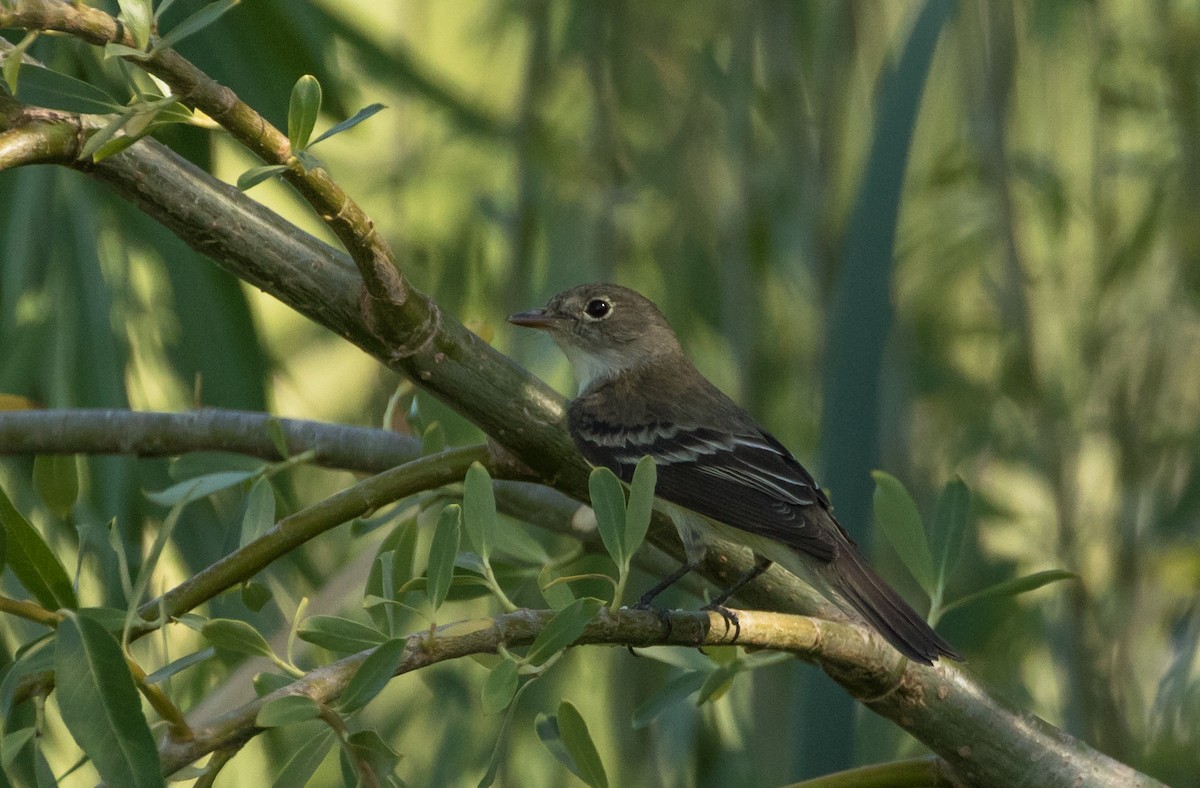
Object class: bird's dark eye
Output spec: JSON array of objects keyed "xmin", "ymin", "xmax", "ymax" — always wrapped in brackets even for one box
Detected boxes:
[{"xmin": 584, "ymin": 298, "xmax": 612, "ymax": 320}]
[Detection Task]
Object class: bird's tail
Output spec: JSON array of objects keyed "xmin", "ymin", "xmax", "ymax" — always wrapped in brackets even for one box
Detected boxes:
[{"xmin": 823, "ymin": 548, "xmax": 961, "ymax": 665}]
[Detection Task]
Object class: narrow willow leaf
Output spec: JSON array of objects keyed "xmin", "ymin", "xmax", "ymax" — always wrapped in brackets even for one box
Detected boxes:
[
  {"xmin": 103, "ymin": 42, "xmax": 153, "ymax": 61},
  {"xmin": 631, "ymin": 670, "xmax": 707, "ymax": 730},
  {"xmin": 696, "ymin": 662, "xmax": 741, "ymax": 706},
  {"xmin": 871, "ymin": 471, "xmax": 936, "ymax": 593},
  {"xmin": 242, "ymin": 581, "xmax": 271, "ymax": 612},
  {"xmin": 536, "ymin": 702, "xmax": 608, "ymax": 788},
  {"xmin": 588, "ymin": 468, "xmax": 627, "ymax": 568},
  {"xmin": 2, "ymin": 31, "xmax": 39, "ymax": 95},
  {"xmin": 426, "ymin": 504, "xmax": 461, "ymax": 613},
  {"xmin": 256, "ymin": 695, "xmax": 322, "ymax": 727},
  {"xmin": 240, "ymin": 477, "xmax": 276, "ymax": 548},
  {"xmin": 308, "ymin": 103, "xmax": 386, "ymax": 147},
  {"xmin": 271, "ymin": 725, "xmax": 335, "ymax": 788},
  {"xmin": 336, "ymin": 638, "xmax": 407, "ymax": 713},
  {"xmin": 201, "ymin": 619, "xmax": 275, "ymax": 658},
  {"xmin": 932, "ymin": 477, "xmax": 970, "ymax": 584},
  {"xmin": 297, "ymin": 616, "xmax": 388, "ymax": 654},
  {"xmin": 79, "ymin": 112, "xmax": 133, "ymax": 162},
  {"xmin": 144, "ymin": 469, "xmax": 258, "ymax": 507},
  {"xmin": 143, "ymin": 647, "xmax": 215, "ymax": 684},
  {"xmin": 236, "ymin": 164, "xmax": 291, "ymax": 191},
  {"xmin": 337, "ymin": 730, "xmax": 400, "ymax": 788},
  {"xmin": 55, "ymin": 612, "xmax": 162, "ymax": 788},
  {"xmin": 157, "ymin": 0, "xmax": 241, "ymax": 50},
  {"xmin": 116, "ymin": 0, "xmax": 153, "ymax": 48},
  {"xmin": 14, "ymin": 65, "xmax": 123, "ymax": 114},
  {"xmin": 90, "ymin": 134, "xmax": 141, "ymax": 163},
  {"xmin": 288, "ymin": 75, "xmax": 322, "ymax": 151},
  {"xmin": 33, "ymin": 455, "xmax": 79, "ymax": 518},
  {"xmin": 265, "ymin": 417, "xmax": 290, "ymax": 459},
  {"xmin": 254, "ymin": 672, "xmax": 295, "ymax": 698},
  {"xmin": 0, "ymin": 484, "xmax": 77, "ymax": 610},
  {"xmin": 940, "ymin": 570, "xmax": 1078, "ymax": 616},
  {"xmin": 462, "ymin": 463, "xmax": 495, "ymax": 563},
  {"xmin": 481, "ymin": 659, "xmax": 519, "ymax": 715},
  {"xmin": 624, "ymin": 456, "xmax": 657, "ymax": 561},
  {"xmin": 525, "ymin": 597, "xmax": 603, "ymax": 667}
]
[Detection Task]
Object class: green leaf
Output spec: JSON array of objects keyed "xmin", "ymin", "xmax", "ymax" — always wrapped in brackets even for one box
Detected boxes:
[
  {"xmin": 588, "ymin": 467, "xmax": 628, "ymax": 568},
  {"xmin": 54, "ymin": 612, "xmax": 162, "ymax": 788},
  {"xmin": 940, "ymin": 570, "xmax": 1078, "ymax": 617},
  {"xmin": 631, "ymin": 670, "xmax": 707, "ymax": 730},
  {"xmin": 481, "ymin": 659, "xmax": 518, "ymax": 715},
  {"xmin": 157, "ymin": 0, "xmax": 241, "ymax": 50},
  {"xmin": 143, "ymin": 647, "xmax": 215, "ymax": 685},
  {"xmin": 116, "ymin": 0, "xmax": 153, "ymax": 48},
  {"xmin": 2, "ymin": 31, "xmax": 39, "ymax": 95},
  {"xmin": 932, "ymin": 477, "xmax": 970, "ymax": 585},
  {"xmin": 871, "ymin": 471, "xmax": 936, "ymax": 593},
  {"xmin": 14, "ymin": 65, "xmax": 123, "ymax": 114},
  {"xmin": 254, "ymin": 672, "xmax": 295, "ymax": 698},
  {"xmin": 525, "ymin": 597, "xmax": 603, "ymax": 667},
  {"xmin": 337, "ymin": 638, "xmax": 407, "ymax": 713},
  {"xmin": 624, "ymin": 456, "xmax": 657, "ymax": 560},
  {"xmin": 240, "ymin": 477, "xmax": 276, "ymax": 548},
  {"xmin": 241, "ymin": 581, "xmax": 272, "ymax": 612},
  {"xmin": 696, "ymin": 661, "xmax": 742, "ymax": 706},
  {"xmin": 33, "ymin": 455, "xmax": 79, "ymax": 518},
  {"xmin": 236, "ymin": 164, "xmax": 291, "ymax": 191},
  {"xmin": 201, "ymin": 619, "xmax": 275, "ymax": 659},
  {"xmin": 103, "ymin": 42, "xmax": 153, "ymax": 61},
  {"xmin": 462, "ymin": 463, "xmax": 496, "ymax": 563},
  {"xmin": 426, "ymin": 504, "xmax": 461, "ymax": 613},
  {"xmin": 536, "ymin": 702, "xmax": 608, "ymax": 788},
  {"xmin": 308, "ymin": 103, "xmax": 386, "ymax": 147},
  {"xmin": 288, "ymin": 74, "xmax": 322, "ymax": 150},
  {"xmin": 0, "ymin": 484, "xmax": 77, "ymax": 610},
  {"xmin": 144, "ymin": 469, "xmax": 258, "ymax": 507},
  {"xmin": 337, "ymin": 730, "xmax": 401, "ymax": 788},
  {"xmin": 421, "ymin": 421, "xmax": 446, "ymax": 454},
  {"xmin": 271, "ymin": 725, "xmax": 335, "ymax": 788},
  {"xmin": 90, "ymin": 134, "xmax": 141, "ymax": 163},
  {"xmin": 256, "ymin": 694, "xmax": 322, "ymax": 727},
  {"xmin": 297, "ymin": 615, "xmax": 388, "ymax": 654},
  {"xmin": 79, "ymin": 112, "xmax": 133, "ymax": 163}
]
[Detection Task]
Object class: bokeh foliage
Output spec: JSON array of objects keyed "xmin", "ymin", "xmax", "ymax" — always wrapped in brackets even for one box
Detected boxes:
[{"xmin": 2, "ymin": 0, "xmax": 1199, "ymax": 785}]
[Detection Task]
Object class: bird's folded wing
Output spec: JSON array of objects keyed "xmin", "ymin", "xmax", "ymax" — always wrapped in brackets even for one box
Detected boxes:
[{"xmin": 572, "ymin": 419, "xmax": 839, "ymax": 562}]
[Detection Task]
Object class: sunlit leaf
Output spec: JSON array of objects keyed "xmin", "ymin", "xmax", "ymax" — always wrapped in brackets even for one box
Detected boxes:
[
  {"xmin": 116, "ymin": 0, "xmax": 153, "ymax": 48},
  {"xmin": 871, "ymin": 471, "xmax": 936, "ymax": 593},
  {"xmin": 2, "ymin": 31, "xmax": 39, "ymax": 95},
  {"xmin": 55, "ymin": 612, "xmax": 161, "ymax": 788},
  {"xmin": 525, "ymin": 597, "xmax": 603, "ymax": 667},
  {"xmin": 288, "ymin": 74, "xmax": 322, "ymax": 150}
]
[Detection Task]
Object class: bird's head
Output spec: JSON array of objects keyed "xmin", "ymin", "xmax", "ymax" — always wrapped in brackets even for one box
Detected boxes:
[{"xmin": 508, "ymin": 283, "xmax": 683, "ymax": 389}]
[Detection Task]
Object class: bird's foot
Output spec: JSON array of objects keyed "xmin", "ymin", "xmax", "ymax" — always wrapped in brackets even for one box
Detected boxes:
[{"xmin": 702, "ymin": 602, "xmax": 741, "ymax": 643}]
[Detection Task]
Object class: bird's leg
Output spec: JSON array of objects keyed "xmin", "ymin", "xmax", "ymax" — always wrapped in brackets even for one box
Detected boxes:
[
  {"xmin": 704, "ymin": 555, "xmax": 773, "ymax": 608},
  {"xmin": 633, "ymin": 559, "xmax": 701, "ymax": 609},
  {"xmin": 700, "ymin": 556, "xmax": 772, "ymax": 643}
]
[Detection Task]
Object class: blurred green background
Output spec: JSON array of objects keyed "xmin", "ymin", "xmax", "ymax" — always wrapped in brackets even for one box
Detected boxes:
[{"xmin": 2, "ymin": 0, "xmax": 1199, "ymax": 785}]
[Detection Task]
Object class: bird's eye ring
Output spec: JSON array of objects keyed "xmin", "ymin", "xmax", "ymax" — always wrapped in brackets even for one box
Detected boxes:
[{"xmin": 584, "ymin": 298, "xmax": 612, "ymax": 320}]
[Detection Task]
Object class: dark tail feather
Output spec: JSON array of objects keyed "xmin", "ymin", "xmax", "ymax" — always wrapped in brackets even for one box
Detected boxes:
[{"xmin": 826, "ymin": 550, "xmax": 961, "ymax": 665}]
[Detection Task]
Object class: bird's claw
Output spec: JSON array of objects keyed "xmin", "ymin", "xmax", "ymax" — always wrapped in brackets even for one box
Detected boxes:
[{"xmin": 702, "ymin": 603, "xmax": 741, "ymax": 643}]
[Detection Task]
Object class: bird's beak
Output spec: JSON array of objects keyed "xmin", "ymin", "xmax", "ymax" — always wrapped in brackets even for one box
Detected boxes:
[{"xmin": 508, "ymin": 308, "xmax": 564, "ymax": 330}]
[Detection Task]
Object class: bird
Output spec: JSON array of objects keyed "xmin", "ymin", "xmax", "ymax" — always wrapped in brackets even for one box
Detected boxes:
[{"xmin": 508, "ymin": 283, "xmax": 960, "ymax": 664}]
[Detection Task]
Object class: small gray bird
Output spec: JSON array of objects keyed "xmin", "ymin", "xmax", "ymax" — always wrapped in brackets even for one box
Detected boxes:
[{"xmin": 509, "ymin": 283, "xmax": 960, "ymax": 664}]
